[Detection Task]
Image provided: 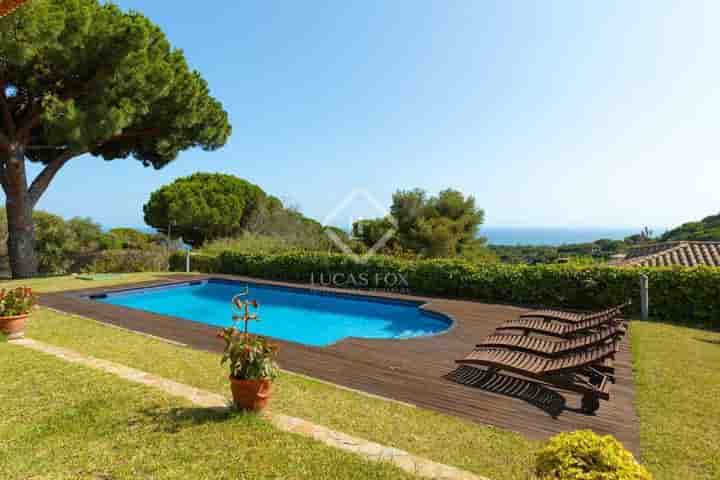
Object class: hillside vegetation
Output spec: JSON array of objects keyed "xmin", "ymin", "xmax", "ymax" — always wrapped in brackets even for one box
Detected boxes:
[{"xmin": 660, "ymin": 213, "xmax": 720, "ymax": 242}]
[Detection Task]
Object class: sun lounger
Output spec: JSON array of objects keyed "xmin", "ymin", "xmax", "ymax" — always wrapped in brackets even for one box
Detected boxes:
[
  {"xmin": 496, "ymin": 311, "xmax": 624, "ymax": 339},
  {"xmin": 456, "ymin": 342, "xmax": 615, "ymax": 413},
  {"xmin": 477, "ymin": 323, "xmax": 624, "ymax": 357},
  {"xmin": 519, "ymin": 301, "xmax": 630, "ymax": 323},
  {"xmin": 473, "ymin": 324, "xmax": 622, "ymax": 377}
]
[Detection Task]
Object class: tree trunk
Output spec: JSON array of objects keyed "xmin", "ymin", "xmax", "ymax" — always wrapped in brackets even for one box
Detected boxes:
[{"xmin": 4, "ymin": 143, "xmax": 38, "ymax": 278}]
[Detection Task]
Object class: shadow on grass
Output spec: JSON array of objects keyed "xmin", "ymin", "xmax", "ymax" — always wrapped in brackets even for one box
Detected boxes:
[
  {"xmin": 445, "ymin": 366, "xmax": 567, "ymax": 418},
  {"xmin": 695, "ymin": 338, "xmax": 720, "ymax": 346},
  {"xmin": 137, "ymin": 405, "xmax": 261, "ymax": 433}
]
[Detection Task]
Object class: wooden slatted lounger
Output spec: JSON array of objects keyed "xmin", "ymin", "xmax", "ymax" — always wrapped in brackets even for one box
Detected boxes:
[
  {"xmin": 496, "ymin": 311, "xmax": 624, "ymax": 339},
  {"xmin": 478, "ymin": 323, "xmax": 624, "ymax": 357},
  {"xmin": 456, "ymin": 342, "xmax": 615, "ymax": 413},
  {"xmin": 519, "ymin": 301, "xmax": 630, "ymax": 323},
  {"xmin": 474, "ymin": 323, "xmax": 623, "ymax": 377}
]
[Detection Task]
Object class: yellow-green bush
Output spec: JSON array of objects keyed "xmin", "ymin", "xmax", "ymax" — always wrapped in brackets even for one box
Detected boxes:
[
  {"xmin": 535, "ymin": 431, "xmax": 651, "ymax": 480},
  {"xmin": 79, "ymin": 249, "xmax": 169, "ymax": 273},
  {"xmin": 169, "ymin": 252, "xmax": 219, "ymax": 273}
]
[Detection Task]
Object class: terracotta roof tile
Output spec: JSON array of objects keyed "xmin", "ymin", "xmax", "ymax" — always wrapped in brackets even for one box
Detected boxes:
[
  {"xmin": 613, "ymin": 241, "xmax": 720, "ymax": 267},
  {"xmin": 0, "ymin": 0, "xmax": 31, "ymax": 18}
]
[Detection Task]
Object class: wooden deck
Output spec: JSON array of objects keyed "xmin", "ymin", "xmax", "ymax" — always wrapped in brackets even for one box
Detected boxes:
[{"xmin": 42, "ymin": 274, "xmax": 640, "ymax": 453}]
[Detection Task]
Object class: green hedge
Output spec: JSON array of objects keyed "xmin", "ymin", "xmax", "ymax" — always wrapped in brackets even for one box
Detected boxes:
[{"xmin": 170, "ymin": 251, "xmax": 720, "ymax": 326}]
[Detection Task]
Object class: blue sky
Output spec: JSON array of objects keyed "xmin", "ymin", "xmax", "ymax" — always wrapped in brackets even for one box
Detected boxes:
[{"xmin": 20, "ymin": 1, "xmax": 720, "ymax": 231}]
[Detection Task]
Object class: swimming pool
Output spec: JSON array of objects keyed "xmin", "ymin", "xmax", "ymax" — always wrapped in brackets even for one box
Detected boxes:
[{"xmin": 91, "ymin": 279, "xmax": 452, "ymax": 347}]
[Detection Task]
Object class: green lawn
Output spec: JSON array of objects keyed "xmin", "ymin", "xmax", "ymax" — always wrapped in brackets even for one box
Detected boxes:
[
  {"xmin": 4, "ymin": 274, "xmax": 719, "ymax": 479},
  {"xmin": 23, "ymin": 308, "xmax": 538, "ymax": 479},
  {"xmin": 631, "ymin": 321, "xmax": 720, "ymax": 479},
  {"xmin": 0, "ymin": 272, "xmax": 183, "ymax": 293},
  {"xmin": 0, "ymin": 343, "xmax": 416, "ymax": 480}
]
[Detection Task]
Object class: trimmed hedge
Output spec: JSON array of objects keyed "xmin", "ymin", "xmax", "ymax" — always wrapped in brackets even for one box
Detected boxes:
[{"xmin": 170, "ymin": 250, "xmax": 720, "ymax": 326}]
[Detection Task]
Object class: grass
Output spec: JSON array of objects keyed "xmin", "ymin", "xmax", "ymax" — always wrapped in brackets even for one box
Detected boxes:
[
  {"xmin": 0, "ymin": 342, "xmax": 417, "ymax": 480},
  {"xmin": 631, "ymin": 321, "xmax": 720, "ymax": 479},
  {"xmin": 24, "ymin": 308, "xmax": 538, "ymax": 479},
  {"xmin": 7, "ymin": 274, "xmax": 720, "ymax": 479},
  {"xmin": 0, "ymin": 272, "xmax": 183, "ymax": 293}
]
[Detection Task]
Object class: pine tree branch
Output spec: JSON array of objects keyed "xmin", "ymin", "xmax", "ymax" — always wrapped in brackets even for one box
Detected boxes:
[
  {"xmin": 101, "ymin": 128, "xmax": 163, "ymax": 144},
  {"xmin": 16, "ymin": 101, "xmax": 41, "ymax": 143},
  {"xmin": 27, "ymin": 149, "xmax": 80, "ymax": 207},
  {"xmin": 25, "ymin": 145, "xmax": 66, "ymax": 151},
  {"xmin": 60, "ymin": 64, "xmax": 116, "ymax": 102}
]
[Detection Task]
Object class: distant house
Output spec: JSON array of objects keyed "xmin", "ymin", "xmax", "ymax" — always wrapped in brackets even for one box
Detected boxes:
[{"xmin": 610, "ymin": 241, "xmax": 720, "ymax": 267}]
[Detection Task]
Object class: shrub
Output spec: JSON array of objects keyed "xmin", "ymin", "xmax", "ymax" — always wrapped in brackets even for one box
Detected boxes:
[
  {"xmin": 0, "ymin": 287, "xmax": 39, "ymax": 316},
  {"xmin": 169, "ymin": 252, "xmax": 219, "ymax": 273},
  {"xmin": 79, "ymin": 249, "xmax": 170, "ymax": 273},
  {"xmin": 1, "ymin": 209, "xmax": 106, "ymax": 275},
  {"xmin": 200, "ymin": 234, "xmax": 303, "ymax": 256},
  {"xmin": 101, "ymin": 228, "xmax": 156, "ymax": 250},
  {"xmin": 535, "ymin": 430, "xmax": 652, "ymax": 480},
  {"xmin": 169, "ymin": 250, "xmax": 720, "ymax": 326}
]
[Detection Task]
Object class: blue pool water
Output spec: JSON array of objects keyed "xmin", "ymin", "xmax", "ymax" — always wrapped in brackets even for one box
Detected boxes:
[{"xmin": 94, "ymin": 279, "xmax": 451, "ymax": 347}]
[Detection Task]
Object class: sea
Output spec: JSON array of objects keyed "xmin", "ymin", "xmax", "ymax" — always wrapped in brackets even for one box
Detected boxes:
[
  {"xmin": 482, "ymin": 226, "xmax": 660, "ymax": 247},
  {"xmin": 138, "ymin": 225, "xmax": 663, "ymax": 248}
]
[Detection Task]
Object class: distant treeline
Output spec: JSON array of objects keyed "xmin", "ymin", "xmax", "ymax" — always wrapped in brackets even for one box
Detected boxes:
[
  {"xmin": 6, "ymin": 168, "xmax": 719, "ymax": 275},
  {"xmin": 490, "ymin": 213, "xmax": 720, "ymax": 265},
  {"xmin": 489, "ymin": 232, "xmax": 652, "ymax": 265},
  {"xmin": 0, "ymin": 209, "xmax": 170, "ymax": 276},
  {"xmin": 659, "ymin": 213, "xmax": 720, "ymax": 242},
  {"xmin": 144, "ymin": 174, "xmax": 497, "ymax": 263}
]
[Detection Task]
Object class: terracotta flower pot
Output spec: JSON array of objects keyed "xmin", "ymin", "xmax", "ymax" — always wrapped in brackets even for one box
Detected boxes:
[
  {"xmin": 0, "ymin": 313, "xmax": 30, "ymax": 340},
  {"xmin": 229, "ymin": 376, "xmax": 272, "ymax": 411}
]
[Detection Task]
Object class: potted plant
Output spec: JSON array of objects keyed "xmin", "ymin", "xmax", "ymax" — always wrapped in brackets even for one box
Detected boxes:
[
  {"xmin": 218, "ymin": 297, "xmax": 279, "ymax": 410},
  {"xmin": 0, "ymin": 287, "xmax": 39, "ymax": 339}
]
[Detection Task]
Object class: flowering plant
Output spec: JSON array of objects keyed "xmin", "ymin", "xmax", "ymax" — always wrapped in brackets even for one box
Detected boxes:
[
  {"xmin": 218, "ymin": 296, "xmax": 279, "ymax": 381},
  {"xmin": 218, "ymin": 328, "xmax": 279, "ymax": 380},
  {"xmin": 0, "ymin": 287, "xmax": 38, "ymax": 317}
]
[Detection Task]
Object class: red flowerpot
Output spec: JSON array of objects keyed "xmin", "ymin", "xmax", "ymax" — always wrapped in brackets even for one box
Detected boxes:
[
  {"xmin": 229, "ymin": 376, "xmax": 273, "ymax": 411},
  {"xmin": 0, "ymin": 313, "xmax": 30, "ymax": 340}
]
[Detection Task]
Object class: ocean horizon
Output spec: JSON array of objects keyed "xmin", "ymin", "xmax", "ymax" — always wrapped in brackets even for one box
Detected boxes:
[
  {"xmin": 482, "ymin": 226, "xmax": 664, "ymax": 246},
  {"xmin": 134, "ymin": 225, "xmax": 667, "ymax": 247}
]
